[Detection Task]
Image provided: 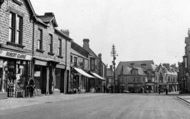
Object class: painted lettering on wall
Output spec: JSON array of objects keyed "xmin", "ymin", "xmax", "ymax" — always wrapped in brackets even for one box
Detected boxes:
[
  {"xmin": 6, "ymin": 52, "xmax": 26, "ymax": 59},
  {"xmin": 0, "ymin": 50, "xmax": 31, "ymax": 60}
]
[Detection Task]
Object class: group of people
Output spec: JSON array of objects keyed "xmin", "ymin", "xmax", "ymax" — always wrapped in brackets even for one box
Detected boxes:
[{"xmin": 158, "ymin": 87, "xmax": 168, "ymax": 95}]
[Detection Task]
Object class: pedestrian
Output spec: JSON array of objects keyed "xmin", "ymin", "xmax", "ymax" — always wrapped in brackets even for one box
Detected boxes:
[
  {"xmin": 159, "ymin": 88, "xmax": 161, "ymax": 94},
  {"xmin": 166, "ymin": 88, "xmax": 168, "ymax": 95},
  {"xmin": 28, "ymin": 78, "xmax": 35, "ymax": 97}
]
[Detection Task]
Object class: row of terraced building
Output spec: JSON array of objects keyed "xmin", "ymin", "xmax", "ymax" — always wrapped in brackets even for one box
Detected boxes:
[{"xmin": 0, "ymin": 0, "xmax": 106, "ymax": 99}]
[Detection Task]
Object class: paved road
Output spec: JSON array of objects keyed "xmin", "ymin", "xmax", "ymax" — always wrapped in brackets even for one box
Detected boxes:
[{"xmin": 0, "ymin": 94, "xmax": 190, "ymax": 119}]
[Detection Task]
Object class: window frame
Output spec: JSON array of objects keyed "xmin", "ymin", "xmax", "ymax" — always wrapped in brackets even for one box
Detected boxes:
[
  {"xmin": 74, "ymin": 57, "xmax": 78, "ymax": 67},
  {"xmin": 58, "ymin": 38, "xmax": 62, "ymax": 57},
  {"xmin": 8, "ymin": 12, "xmax": 24, "ymax": 48},
  {"xmin": 48, "ymin": 34, "xmax": 54, "ymax": 55},
  {"xmin": 37, "ymin": 28, "xmax": 43, "ymax": 51}
]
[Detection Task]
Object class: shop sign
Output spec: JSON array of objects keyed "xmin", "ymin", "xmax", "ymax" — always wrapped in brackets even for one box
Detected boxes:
[{"xmin": 0, "ymin": 50, "xmax": 32, "ymax": 60}]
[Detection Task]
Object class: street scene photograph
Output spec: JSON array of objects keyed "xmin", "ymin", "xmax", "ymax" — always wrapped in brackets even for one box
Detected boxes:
[{"xmin": 0, "ymin": 0, "xmax": 190, "ymax": 119}]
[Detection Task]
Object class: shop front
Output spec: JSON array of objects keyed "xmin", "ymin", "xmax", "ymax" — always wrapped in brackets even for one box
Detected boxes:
[
  {"xmin": 145, "ymin": 82, "xmax": 155, "ymax": 93},
  {"xmin": 70, "ymin": 67, "xmax": 94, "ymax": 93},
  {"xmin": 90, "ymin": 72, "xmax": 105, "ymax": 93},
  {"xmin": 0, "ymin": 50, "xmax": 32, "ymax": 98},
  {"xmin": 55, "ymin": 64, "xmax": 65, "ymax": 93},
  {"xmin": 33, "ymin": 58, "xmax": 59, "ymax": 95},
  {"xmin": 33, "ymin": 59, "xmax": 47, "ymax": 95}
]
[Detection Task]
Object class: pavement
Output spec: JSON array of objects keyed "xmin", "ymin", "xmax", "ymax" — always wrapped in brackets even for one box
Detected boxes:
[
  {"xmin": 177, "ymin": 95, "xmax": 190, "ymax": 104},
  {"xmin": 0, "ymin": 93, "xmax": 190, "ymax": 119}
]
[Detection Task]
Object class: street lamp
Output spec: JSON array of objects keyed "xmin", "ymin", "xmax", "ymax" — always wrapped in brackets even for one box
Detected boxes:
[{"xmin": 111, "ymin": 44, "xmax": 118, "ymax": 93}]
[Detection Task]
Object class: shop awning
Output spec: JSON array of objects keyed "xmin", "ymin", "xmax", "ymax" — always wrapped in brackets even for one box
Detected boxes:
[
  {"xmin": 91, "ymin": 72, "xmax": 105, "ymax": 80},
  {"xmin": 74, "ymin": 67, "xmax": 94, "ymax": 78}
]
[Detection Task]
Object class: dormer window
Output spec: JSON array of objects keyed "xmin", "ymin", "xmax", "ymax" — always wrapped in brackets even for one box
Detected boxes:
[
  {"xmin": 141, "ymin": 64, "xmax": 146, "ymax": 68},
  {"xmin": 131, "ymin": 69, "xmax": 138, "ymax": 75}
]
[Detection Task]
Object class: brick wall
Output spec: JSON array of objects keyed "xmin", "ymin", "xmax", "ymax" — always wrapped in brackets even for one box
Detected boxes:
[
  {"xmin": 0, "ymin": 0, "xmax": 33, "ymax": 54},
  {"xmin": 33, "ymin": 22, "xmax": 71, "ymax": 66}
]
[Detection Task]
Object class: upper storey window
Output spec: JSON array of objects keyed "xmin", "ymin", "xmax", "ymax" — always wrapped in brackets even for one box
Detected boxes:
[{"xmin": 9, "ymin": 12, "xmax": 23, "ymax": 47}]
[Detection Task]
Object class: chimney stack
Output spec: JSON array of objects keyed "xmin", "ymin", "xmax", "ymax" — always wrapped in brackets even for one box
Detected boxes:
[
  {"xmin": 83, "ymin": 39, "xmax": 90, "ymax": 49},
  {"xmin": 98, "ymin": 53, "xmax": 102, "ymax": 59}
]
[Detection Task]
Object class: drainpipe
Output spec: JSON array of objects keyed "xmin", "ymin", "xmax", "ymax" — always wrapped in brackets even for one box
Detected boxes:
[{"xmin": 31, "ymin": 19, "xmax": 35, "ymax": 80}]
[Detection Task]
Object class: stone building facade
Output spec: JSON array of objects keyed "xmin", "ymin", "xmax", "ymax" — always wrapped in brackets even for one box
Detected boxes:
[
  {"xmin": 32, "ymin": 12, "xmax": 71, "ymax": 95},
  {"xmin": 116, "ymin": 60, "xmax": 156, "ymax": 93},
  {"xmin": 155, "ymin": 64, "xmax": 178, "ymax": 93},
  {"xmin": 0, "ymin": 0, "xmax": 72, "ymax": 99},
  {"xmin": 0, "ymin": 0, "xmax": 106, "ymax": 99},
  {"xmin": 82, "ymin": 39, "xmax": 106, "ymax": 93},
  {"xmin": 179, "ymin": 29, "xmax": 190, "ymax": 93},
  {"xmin": 70, "ymin": 41, "xmax": 94, "ymax": 93},
  {"xmin": 0, "ymin": 0, "xmax": 34, "ymax": 99}
]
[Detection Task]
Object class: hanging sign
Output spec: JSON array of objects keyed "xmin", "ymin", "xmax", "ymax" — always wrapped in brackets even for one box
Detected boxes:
[{"xmin": 0, "ymin": 50, "xmax": 32, "ymax": 60}]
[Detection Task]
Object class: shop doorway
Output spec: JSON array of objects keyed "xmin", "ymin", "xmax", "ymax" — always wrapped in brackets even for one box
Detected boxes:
[
  {"xmin": 55, "ymin": 68, "xmax": 65, "ymax": 93},
  {"xmin": 34, "ymin": 65, "xmax": 47, "ymax": 94}
]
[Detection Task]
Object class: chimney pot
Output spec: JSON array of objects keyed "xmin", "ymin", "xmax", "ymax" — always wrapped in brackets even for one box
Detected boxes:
[
  {"xmin": 44, "ymin": 12, "xmax": 54, "ymax": 16},
  {"xmin": 83, "ymin": 39, "xmax": 90, "ymax": 48}
]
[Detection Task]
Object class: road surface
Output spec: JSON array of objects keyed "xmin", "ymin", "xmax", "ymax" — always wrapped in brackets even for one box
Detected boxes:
[{"xmin": 0, "ymin": 94, "xmax": 190, "ymax": 119}]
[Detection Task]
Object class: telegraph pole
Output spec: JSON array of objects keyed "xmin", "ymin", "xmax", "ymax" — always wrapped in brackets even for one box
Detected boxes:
[{"xmin": 111, "ymin": 44, "xmax": 117, "ymax": 93}]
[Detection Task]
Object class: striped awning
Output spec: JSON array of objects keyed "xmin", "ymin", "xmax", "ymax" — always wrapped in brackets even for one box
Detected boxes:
[
  {"xmin": 74, "ymin": 67, "xmax": 94, "ymax": 78},
  {"xmin": 91, "ymin": 72, "xmax": 105, "ymax": 80}
]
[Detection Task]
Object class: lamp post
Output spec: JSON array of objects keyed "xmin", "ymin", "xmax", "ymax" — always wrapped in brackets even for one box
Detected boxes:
[{"xmin": 111, "ymin": 44, "xmax": 118, "ymax": 93}]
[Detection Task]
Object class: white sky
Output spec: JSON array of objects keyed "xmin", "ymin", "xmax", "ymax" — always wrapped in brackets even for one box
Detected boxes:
[{"xmin": 30, "ymin": 0, "xmax": 190, "ymax": 65}]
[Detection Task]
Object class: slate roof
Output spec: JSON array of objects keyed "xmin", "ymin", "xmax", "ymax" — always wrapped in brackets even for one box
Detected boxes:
[
  {"xmin": 118, "ymin": 65, "xmax": 145, "ymax": 75},
  {"xmin": 116, "ymin": 60, "xmax": 154, "ymax": 73},
  {"xmin": 116, "ymin": 60, "xmax": 155, "ymax": 76},
  {"xmin": 155, "ymin": 64, "xmax": 178, "ymax": 75},
  {"xmin": 84, "ymin": 47, "xmax": 98, "ymax": 58},
  {"xmin": 71, "ymin": 41, "xmax": 89, "ymax": 58}
]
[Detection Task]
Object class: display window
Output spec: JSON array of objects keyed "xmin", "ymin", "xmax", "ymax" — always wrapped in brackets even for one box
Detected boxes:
[{"xmin": 0, "ymin": 59, "xmax": 29, "ymax": 93}]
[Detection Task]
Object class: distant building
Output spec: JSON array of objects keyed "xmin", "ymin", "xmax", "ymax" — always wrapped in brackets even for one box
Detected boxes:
[
  {"xmin": 70, "ymin": 40, "xmax": 93, "ymax": 93},
  {"xmin": 178, "ymin": 62, "xmax": 186, "ymax": 93},
  {"xmin": 180, "ymin": 29, "xmax": 190, "ymax": 93},
  {"xmin": 106, "ymin": 65, "xmax": 114, "ymax": 93},
  {"xmin": 82, "ymin": 39, "xmax": 106, "ymax": 93},
  {"xmin": 155, "ymin": 64, "xmax": 178, "ymax": 93},
  {"xmin": 116, "ymin": 60, "xmax": 156, "ymax": 93}
]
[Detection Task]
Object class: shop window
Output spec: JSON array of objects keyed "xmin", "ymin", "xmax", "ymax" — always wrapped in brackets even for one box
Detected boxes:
[
  {"xmin": 8, "ymin": 12, "xmax": 23, "ymax": 47},
  {"xmin": 74, "ymin": 57, "xmax": 77, "ymax": 67},
  {"xmin": 70, "ymin": 55, "xmax": 73, "ymax": 63}
]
